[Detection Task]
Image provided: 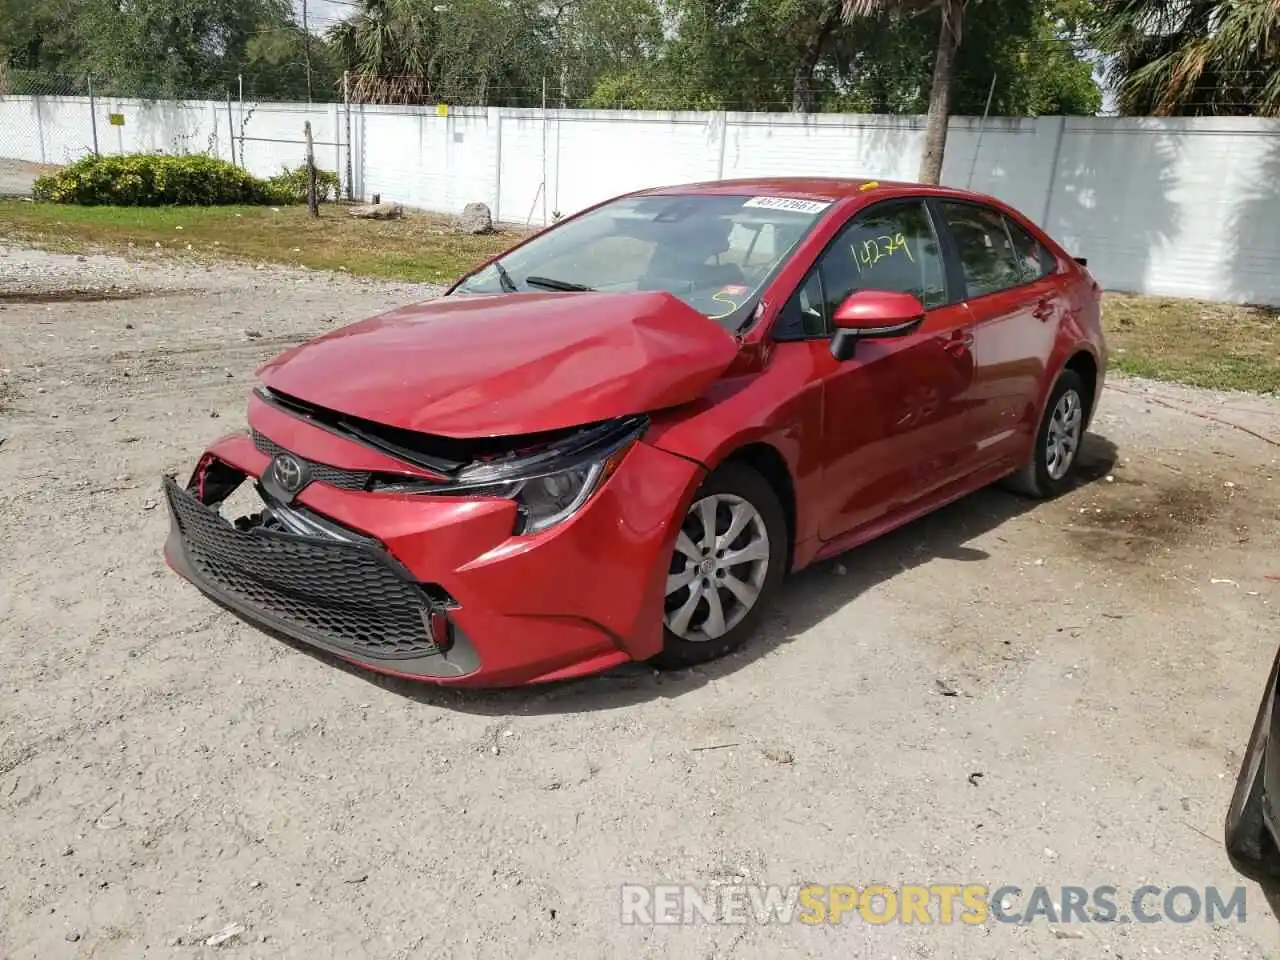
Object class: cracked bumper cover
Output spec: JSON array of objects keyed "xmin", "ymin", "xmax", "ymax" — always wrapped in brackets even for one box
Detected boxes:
[{"xmin": 162, "ymin": 429, "xmax": 704, "ymax": 687}]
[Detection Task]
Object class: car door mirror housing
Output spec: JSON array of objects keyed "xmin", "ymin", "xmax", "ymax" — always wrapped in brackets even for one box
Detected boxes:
[{"xmin": 829, "ymin": 290, "xmax": 926, "ymax": 361}]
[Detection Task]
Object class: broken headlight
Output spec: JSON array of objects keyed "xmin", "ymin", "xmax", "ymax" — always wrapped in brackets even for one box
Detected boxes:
[
  {"xmin": 463, "ymin": 458, "xmax": 612, "ymax": 534},
  {"xmin": 375, "ymin": 416, "xmax": 646, "ymax": 535}
]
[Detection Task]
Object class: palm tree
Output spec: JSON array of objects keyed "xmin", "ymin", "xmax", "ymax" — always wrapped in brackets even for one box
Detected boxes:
[
  {"xmin": 843, "ymin": 0, "xmax": 969, "ymax": 184},
  {"xmin": 328, "ymin": 0, "xmax": 437, "ymax": 103},
  {"xmin": 328, "ymin": 0, "xmax": 556, "ymax": 107},
  {"xmin": 1098, "ymin": 0, "xmax": 1280, "ymax": 117}
]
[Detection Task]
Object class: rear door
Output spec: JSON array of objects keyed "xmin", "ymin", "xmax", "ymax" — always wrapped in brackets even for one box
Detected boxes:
[{"xmin": 933, "ymin": 200, "xmax": 1061, "ymax": 471}]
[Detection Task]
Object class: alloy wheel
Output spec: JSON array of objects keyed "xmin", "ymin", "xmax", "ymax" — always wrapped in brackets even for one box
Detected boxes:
[
  {"xmin": 664, "ymin": 493, "xmax": 771, "ymax": 643},
  {"xmin": 1045, "ymin": 388, "xmax": 1083, "ymax": 481}
]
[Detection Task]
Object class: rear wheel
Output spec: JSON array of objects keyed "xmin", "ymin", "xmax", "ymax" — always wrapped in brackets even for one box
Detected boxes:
[
  {"xmin": 1005, "ymin": 369, "xmax": 1086, "ymax": 499},
  {"xmin": 652, "ymin": 462, "xmax": 787, "ymax": 669}
]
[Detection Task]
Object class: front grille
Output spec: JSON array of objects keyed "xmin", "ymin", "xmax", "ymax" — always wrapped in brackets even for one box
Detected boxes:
[
  {"xmin": 165, "ymin": 478, "xmax": 438, "ymax": 659},
  {"xmin": 252, "ymin": 430, "xmax": 371, "ymax": 492}
]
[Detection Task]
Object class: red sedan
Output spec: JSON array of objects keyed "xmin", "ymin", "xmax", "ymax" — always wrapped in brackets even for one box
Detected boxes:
[{"xmin": 163, "ymin": 177, "xmax": 1106, "ymax": 686}]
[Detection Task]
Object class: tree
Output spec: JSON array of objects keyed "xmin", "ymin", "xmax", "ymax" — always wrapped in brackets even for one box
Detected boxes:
[
  {"xmin": 791, "ymin": 0, "xmax": 844, "ymax": 112},
  {"xmin": 1098, "ymin": 0, "xmax": 1280, "ymax": 116},
  {"xmin": 242, "ymin": 24, "xmax": 339, "ymax": 101},
  {"xmin": 549, "ymin": 0, "xmax": 663, "ymax": 105},
  {"xmin": 949, "ymin": 0, "xmax": 1100, "ymax": 116},
  {"xmin": 77, "ymin": 0, "xmax": 295, "ymax": 97},
  {"xmin": 4, "ymin": 0, "xmax": 1101, "ymax": 117},
  {"xmin": 587, "ymin": 0, "xmax": 854, "ymax": 112},
  {"xmin": 3, "ymin": 0, "xmax": 325, "ymax": 99},
  {"xmin": 328, "ymin": 0, "xmax": 439, "ymax": 102},
  {"xmin": 842, "ymin": 0, "xmax": 968, "ymax": 184},
  {"xmin": 583, "ymin": 0, "xmax": 1098, "ymax": 116},
  {"xmin": 330, "ymin": 0, "xmax": 660, "ymax": 107},
  {"xmin": 0, "ymin": 0, "xmax": 89, "ymax": 76}
]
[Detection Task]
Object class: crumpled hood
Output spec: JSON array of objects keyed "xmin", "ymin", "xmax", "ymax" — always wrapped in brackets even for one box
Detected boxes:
[{"xmin": 256, "ymin": 291, "xmax": 740, "ymax": 438}]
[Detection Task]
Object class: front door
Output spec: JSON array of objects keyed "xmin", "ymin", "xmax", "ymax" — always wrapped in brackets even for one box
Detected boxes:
[{"xmin": 785, "ymin": 198, "xmax": 981, "ymax": 542}]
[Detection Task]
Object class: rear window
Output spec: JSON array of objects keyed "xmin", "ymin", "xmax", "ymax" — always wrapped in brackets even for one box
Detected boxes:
[{"xmin": 1005, "ymin": 218, "xmax": 1056, "ymax": 281}]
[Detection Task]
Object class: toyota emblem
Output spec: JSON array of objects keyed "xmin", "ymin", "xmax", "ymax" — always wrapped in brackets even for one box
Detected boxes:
[{"xmin": 272, "ymin": 453, "xmax": 307, "ymax": 494}]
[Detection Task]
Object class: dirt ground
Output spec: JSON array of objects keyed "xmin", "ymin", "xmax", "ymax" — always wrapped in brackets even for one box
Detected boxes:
[{"xmin": 1, "ymin": 245, "xmax": 1278, "ymax": 960}]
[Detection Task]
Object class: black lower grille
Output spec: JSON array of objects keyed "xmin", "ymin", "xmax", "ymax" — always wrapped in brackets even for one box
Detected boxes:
[
  {"xmin": 165, "ymin": 478, "xmax": 438, "ymax": 659},
  {"xmin": 252, "ymin": 430, "xmax": 371, "ymax": 492}
]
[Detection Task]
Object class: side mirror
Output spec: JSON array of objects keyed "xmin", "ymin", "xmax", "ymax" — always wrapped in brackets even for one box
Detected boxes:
[{"xmin": 830, "ymin": 290, "xmax": 926, "ymax": 361}]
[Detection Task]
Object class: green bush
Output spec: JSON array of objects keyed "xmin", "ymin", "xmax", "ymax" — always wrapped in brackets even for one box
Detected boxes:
[
  {"xmin": 263, "ymin": 164, "xmax": 341, "ymax": 204},
  {"xmin": 33, "ymin": 153, "xmax": 271, "ymax": 206},
  {"xmin": 33, "ymin": 154, "xmax": 346, "ymax": 207}
]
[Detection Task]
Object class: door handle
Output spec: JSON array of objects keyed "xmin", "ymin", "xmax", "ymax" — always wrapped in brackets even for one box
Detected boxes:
[
  {"xmin": 1032, "ymin": 296, "xmax": 1055, "ymax": 321},
  {"xmin": 942, "ymin": 330, "xmax": 974, "ymax": 358}
]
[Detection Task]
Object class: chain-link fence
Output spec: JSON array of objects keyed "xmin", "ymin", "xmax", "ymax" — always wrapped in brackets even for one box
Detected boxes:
[{"xmin": 0, "ymin": 69, "xmax": 355, "ymax": 199}]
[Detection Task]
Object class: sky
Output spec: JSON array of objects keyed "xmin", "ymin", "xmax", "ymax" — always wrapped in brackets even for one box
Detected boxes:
[{"xmin": 294, "ymin": 0, "xmax": 356, "ymax": 33}]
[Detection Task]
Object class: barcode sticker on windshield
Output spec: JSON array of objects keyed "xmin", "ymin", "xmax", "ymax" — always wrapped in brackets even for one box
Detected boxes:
[{"xmin": 742, "ymin": 196, "xmax": 831, "ymax": 214}]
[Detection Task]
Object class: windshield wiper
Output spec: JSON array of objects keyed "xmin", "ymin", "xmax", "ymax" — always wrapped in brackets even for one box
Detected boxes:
[
  {"xmin": 493, "ymin": 259, "xmax": 518, "ymax": 293},
  {"xmin": 525, "ymin": 275, "xmax": 594, "ymax": 292}
]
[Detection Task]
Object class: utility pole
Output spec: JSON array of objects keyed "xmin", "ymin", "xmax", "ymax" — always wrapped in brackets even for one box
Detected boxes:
[{"xmin": 302, "ymin": 0, "xmax": 314, "ymax": 104}]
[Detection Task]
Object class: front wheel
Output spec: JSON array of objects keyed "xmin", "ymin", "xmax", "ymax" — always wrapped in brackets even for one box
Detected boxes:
[
  {"xmin": 1005, "ymin": 369, "xmax": 1087, "ymax": 499},
  {"xmin": 652, "ymin": 462, "xmax": 787, "ymax": 669}
]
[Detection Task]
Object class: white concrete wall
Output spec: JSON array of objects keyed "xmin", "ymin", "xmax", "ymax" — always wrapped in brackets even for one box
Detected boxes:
[
  {"xmin": 235, "ymin": 102, "xmax": 342, "ymax": 183},
  {"xmin": 3, "ymin": 94, "xmax": 1279, "ymax": 305},
  {"xmin": 357, "ymin": 105, "xmax": 499, "ymax": 214}
]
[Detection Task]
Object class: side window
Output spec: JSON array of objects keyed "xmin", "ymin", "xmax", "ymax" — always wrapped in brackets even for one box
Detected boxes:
[
  {"xmin": 1005, "ymin": 217, "xmax": 1056, "ymax": 282},
  {"xmin": 938, "ymin": 201, "xmax": 1026, "ymax": 298},
  {"xmin": 819, "ymin": 201, "xmax": 948, "ymax": 312},
  {"xmin": 773, "ymin": 199, "xmax": 946, "ymax": 340}
]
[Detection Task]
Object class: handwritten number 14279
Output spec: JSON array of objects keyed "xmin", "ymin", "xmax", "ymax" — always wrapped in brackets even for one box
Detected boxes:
[{"xmin": 853, "ymin": 233, "xmax": 914, "ymax": 273}]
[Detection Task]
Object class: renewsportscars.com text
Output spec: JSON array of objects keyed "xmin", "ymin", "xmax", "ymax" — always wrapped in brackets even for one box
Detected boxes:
[{"xmin": 619, "ymin": 883, "xmax": 1248, "ymax": 926}]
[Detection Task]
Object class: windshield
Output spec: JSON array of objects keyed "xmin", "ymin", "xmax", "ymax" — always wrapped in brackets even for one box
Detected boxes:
[{"xmin": 450, "ymin": 194, "xmax": 831, "ymax": 329}]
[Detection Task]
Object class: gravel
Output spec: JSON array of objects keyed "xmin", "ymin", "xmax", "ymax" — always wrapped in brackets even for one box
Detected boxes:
[{"xmin": 1, "ymin": 245, "xmax": 1278, "ymax": 959}]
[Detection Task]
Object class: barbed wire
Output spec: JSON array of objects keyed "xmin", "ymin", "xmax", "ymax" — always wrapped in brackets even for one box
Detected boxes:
[{"xmin": 4, "ymin": 64, "xmax": 1277, "ymax": 116}]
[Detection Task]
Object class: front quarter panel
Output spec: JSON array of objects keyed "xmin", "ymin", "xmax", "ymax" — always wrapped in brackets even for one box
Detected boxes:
[{"xmin": 644, "ymin": 341, "xmax": 824, "ymax": 560}]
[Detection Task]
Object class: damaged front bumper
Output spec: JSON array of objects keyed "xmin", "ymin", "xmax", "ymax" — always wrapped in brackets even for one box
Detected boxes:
[
  {"xmin": 163, "ymin": 474, "xmax": 481, "ymax": 679},
  {"xmin": 162, "ymin": 412, "xmax": 705, "ymax": 686}
]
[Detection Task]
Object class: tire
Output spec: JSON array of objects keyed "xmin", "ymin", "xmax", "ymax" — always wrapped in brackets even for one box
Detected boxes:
[
  {"xmin": 1225, "ymin": 656, "xmax": 1280, "ymax": 883},
  {"xmin": 651, "ymin": 462, "xmax": 788, "ymax": 670},
  {"xmin": 1005, "ymin": 369, "xmax": 1087, "ymax": 499}
]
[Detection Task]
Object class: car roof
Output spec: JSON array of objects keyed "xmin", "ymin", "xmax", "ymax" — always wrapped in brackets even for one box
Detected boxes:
[{"xmin": 633, "ymin": 176, "xmax": 986, "ymax": 203}]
